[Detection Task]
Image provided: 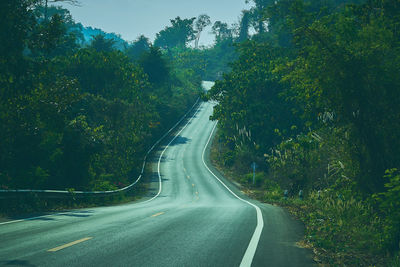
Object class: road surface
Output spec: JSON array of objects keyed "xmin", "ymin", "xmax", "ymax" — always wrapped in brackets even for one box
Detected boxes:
[{"xmin": 0, "ymin": 82, "xmax": 314, "ymax": 266}]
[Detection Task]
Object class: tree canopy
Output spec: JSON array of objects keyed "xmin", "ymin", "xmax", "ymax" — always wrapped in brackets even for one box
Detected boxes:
[{"xmin": 154, "ymin": 16, "xmax": 196, "ymax": 49}]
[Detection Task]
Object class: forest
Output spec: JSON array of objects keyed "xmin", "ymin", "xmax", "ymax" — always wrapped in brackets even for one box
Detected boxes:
[
  {"xmin": 207, "ymin": 0, "xmax": 400, "ymax": 265},
  {"xmin": 0, "ymin": 1, "xmax": 206, "ymax": 192}
]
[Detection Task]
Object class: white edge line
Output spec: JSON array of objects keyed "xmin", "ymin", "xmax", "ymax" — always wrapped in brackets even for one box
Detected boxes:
[
  {"xmin": 202, "ymin": 121, "xmax": 264, "ymax": 267},
  {"xmin": 0, "ymin": 212, "xmax": 77, "ymax": 226},
  {"xmin": 0, "ymin": 98, "xmax": 201, "ymax": 225},
  {"xmin": 132, "ymin": 102, "xmax": 202, "ymax": 205}
]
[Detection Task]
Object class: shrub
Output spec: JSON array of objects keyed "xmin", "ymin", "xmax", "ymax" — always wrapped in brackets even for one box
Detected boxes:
[
  {"xmin": 302, "ymin": 191, "xmax": 383, "ymax": 265},
  {"xmin": 373, "ymin": 169, "xmax": 400, "ymax": 253}
]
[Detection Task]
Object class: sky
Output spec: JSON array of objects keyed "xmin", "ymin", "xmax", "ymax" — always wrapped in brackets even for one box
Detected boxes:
[{"xmin": 60, "ymin": 0, "xmax": 252, "ymax": 46}]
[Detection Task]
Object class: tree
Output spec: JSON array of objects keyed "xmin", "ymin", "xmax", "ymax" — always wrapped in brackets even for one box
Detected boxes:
[
  {"xmin": 89, "ymin": 34, "xmax": 115, "ymax": 53},
  {"xmin": 138, "ymin": 46, "xmax": 170, "ymax": 85},
  {"xmin": 0, "ymin": 0, "xmax": 36, "ymax": 99},
  {"xmin": 212, "ymin": 21, "xmax": 233, "ymax": 43},
  {"xmin": 246, "ymin": 0, "xmax": 272, "ymax": 34},
  {"xmin": 29, "ymin": 13, "xmax": 76, "ymax": 58},
  {"xmin": 238, "ymin": 11, "xmax": 251, "ymax": 42},
  {"xmin": 207, "ymin": 41, "xmax": 300, "ymax": 166},
  {"xmin": 194, "ymin": 14, "xmax": 211, "ymax": 49},
  {"xmin": 283, "ymin": 1, "xmax": 400, "ymax": 192},
  {"xmin": 154, "ymin": 16, "xmax": 196, "ymax": 49},
  {"xmin": 126, "ymin": 35, "xmax": 150, "ymax": 61},
  {"xmin": 40, "ymin": 0, "xmax": 80, "ymax": 21}
]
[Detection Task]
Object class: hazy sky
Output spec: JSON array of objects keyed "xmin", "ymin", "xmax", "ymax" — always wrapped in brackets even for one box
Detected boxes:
[{"xmin": 61, "ymin": 0, "xmax": 252, "ymax": 46}]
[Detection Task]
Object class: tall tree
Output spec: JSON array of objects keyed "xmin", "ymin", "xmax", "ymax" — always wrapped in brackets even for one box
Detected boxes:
[
  {"xmin": 194, "ymin": 14, "xmax": 211, "ymax": 49},
  {"xmin": 212, "ymin": 21, "xmax": 233, "ymax": 43},
  {"xmin": 138, "ymin": 46, "xmax": 170, "ymax": 85},
  {"xmin": 154, "ymin": 16, "xmax": 196, "ymax": 49},
  {"xmin": 246, "ymin": 0, "xmax": 272, "ymax": 34},
  {"xmin": 126, "ymin": 35, "xmax": 151, "ymax": 61},
  {"xmin": 0, "ymin": 0, "xmax": 35, "ymax": 82},
  {"xmin": 238, "ymin": 10, "xmax": 251, "ymax": 42},
  {"xmin": 90, "ymin": 34, "xmax": 115, "ymax": 52},
  {"xmin": 40, "ymin": 0, "xmax": 80, "ymax": 21}
]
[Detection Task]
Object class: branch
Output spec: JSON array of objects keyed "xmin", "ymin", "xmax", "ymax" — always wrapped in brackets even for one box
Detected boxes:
[{"xmin": 49, "ymin": 0, "xmax": 81, "ymax": 6}]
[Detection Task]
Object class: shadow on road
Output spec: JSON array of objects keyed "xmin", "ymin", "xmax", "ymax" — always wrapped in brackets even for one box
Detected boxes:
[
  {"xmin": 169, "ymin": 136, "xmax": 191, "ymax": 146},
  {"xmin": 0, "ymin": 260, "xmax": 36, "ymax": 266},
  {"xmin": 58, "ymin": 210, "xmax": 94, "ymax": 218}
]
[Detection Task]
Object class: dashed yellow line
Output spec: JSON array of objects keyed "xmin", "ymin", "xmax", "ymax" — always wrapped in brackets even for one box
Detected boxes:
[
  {"xmin": 48, "ymin": 237, "xmax": 92, "ymax": 252},
  {"xmin": 151, "ymin": 212, "xmax": 164, "ymax": 217}
]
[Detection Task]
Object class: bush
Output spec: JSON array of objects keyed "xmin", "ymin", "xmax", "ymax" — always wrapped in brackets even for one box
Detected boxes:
[
  {"xmin": 373, "ymin": 169, "xmax": 400, "ymax": 252},
  {"xmin": 92, "ymin": 179, "xmax": 118, "ymax": 192},
  {"xmin": 240, "ymin": 172, "xmax": 264, "ymax": 187},
  {"xmin": 301, "ymin": 191, "xmax": 383, "ymax": 265},
  {"xmin": 262, "ymin": 178, "xmax": 282, "ymax": 201}
]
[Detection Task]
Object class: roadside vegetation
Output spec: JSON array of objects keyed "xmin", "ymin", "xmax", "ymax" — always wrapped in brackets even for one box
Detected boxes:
[
  {"xmin": 0, "ymin": 1, "xmax": 203, "ymax": 193},
  {"xmin": 207, "ymin": 0, "xmax": 400, "ymax": 265}
]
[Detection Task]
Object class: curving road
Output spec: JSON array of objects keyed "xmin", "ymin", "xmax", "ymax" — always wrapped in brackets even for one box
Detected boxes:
[{"xmin": 0, "ymin": 82, "xmax": 314, "ymax": 267}]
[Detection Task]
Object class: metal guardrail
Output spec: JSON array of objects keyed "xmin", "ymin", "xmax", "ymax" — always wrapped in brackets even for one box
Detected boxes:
[{"xmin": 0, "ymin": 98, "xmax": 201, "ymax": 199}]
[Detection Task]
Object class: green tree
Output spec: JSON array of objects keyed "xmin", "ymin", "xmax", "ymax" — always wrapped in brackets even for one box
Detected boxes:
[
  {"xmin": 207, "ymin": 41, "xmax": 301, "ymax": 169},
  {"xmin": 237, "ymin": 11, "xmax": 251, "ymax": 42},
  {"xmin": 126, "ymin": 35, "xmax": 151, "ymax": 61},
  {"xmin": 154, "ymin": 16, "xmax": 196, "ymax": 49},
  {"xmin": 212, "ymin": 21, "xmax": 233, "ymax": 44},
  {"xmin": 29, "ymin": 13, "xmax": 77, "ymax": 57},
  {"xmin": 279, "ymin": 0, "xmax": 400, "ymax": 192},
  {"xmin": 194, "ymin": 14, "xmax": 211, "ymax": 48},
  {"xmin": 246, "ymin": 0, "xmax": 272, "ymax": 34},
  {"xmin": 138, "ymin": 46, "xmax": 170, "ymax": 85},
  {"xmin": 90, "ymin": 34, "xmax": 116, "ymax": 53},
  {"xmin": 40, "ymin": 0, "xmax": 80, "ymax": 21}
]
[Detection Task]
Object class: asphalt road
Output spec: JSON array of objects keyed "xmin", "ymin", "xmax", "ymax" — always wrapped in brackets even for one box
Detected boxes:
[{"xmin": 0, "ymin": 82, "xmax": 314, "ymax": 267}]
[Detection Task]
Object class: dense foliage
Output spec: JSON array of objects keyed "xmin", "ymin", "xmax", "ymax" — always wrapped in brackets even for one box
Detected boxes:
[
  {"xmin": 207, "ymin": 0, "xmax": 400, "ymax": 264},
  {"xmin": 0, "ymin": 0, "xmax": 201, "ymax": 191}
]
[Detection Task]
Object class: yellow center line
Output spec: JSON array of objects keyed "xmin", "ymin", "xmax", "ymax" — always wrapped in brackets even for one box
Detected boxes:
[
  {"xmin": 151, "ymin": 212, "xmax": 164, "ymax": 217},
  {"xmin": 48, "ymin": 237, "xmax": 92, "ymax": 252}
]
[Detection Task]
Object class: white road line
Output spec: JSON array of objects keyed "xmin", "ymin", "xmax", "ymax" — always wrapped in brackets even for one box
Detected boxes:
[
  {"xmin": 0, "ymin": 212, "xmax": 75, "ymax": 226},
  {"xmin": 0, "ymin": 215, "xmax": 54, "ymax": 226},
  {"xmin": 141, "ymin": 102, "xmax": 202, "ymax": 204},
  {"xmin": 202, "ymin": 121, "xmax": 264, "ymax": 267}
]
